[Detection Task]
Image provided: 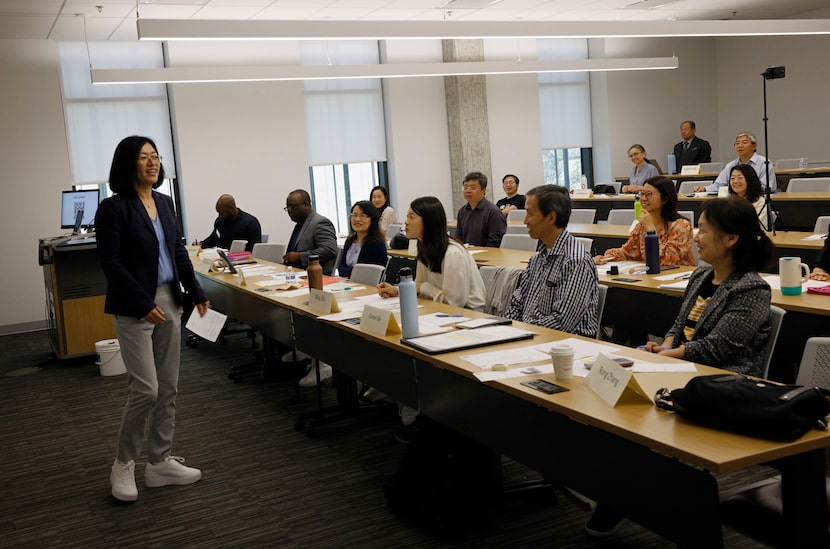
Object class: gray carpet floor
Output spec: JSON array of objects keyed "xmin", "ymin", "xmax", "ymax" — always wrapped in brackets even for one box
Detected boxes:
[{"xmin": 0, "ymin": 329, "xmax": 821, "ymax": 548}]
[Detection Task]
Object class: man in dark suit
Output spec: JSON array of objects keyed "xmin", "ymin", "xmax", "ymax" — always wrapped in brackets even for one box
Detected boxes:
[
  {"xmin": 673, "ymin": 120, "xmax": 712, "ymax": 173},
  {"xmin": 283, "ymin": 189, "xmax": 338, "ymax": 275}
]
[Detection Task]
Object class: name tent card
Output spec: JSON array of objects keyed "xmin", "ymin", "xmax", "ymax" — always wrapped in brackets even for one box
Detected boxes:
[
  {"xmin": 585, "ymin": 353, "xmax": 651, "ymax": 407},
  {"xmin": 360, "ymin": 304, "xmax": 401, "ymax": 336},
  {"xmin": 681, "ymin": 164, "xmax": 701, "ymax": 175},
  {"xmin": 572, "ymin": 188, "xmax": 593, "ymax": 198},
  {"xmin": 308, "ymin": 288, "xmax": 341, "ymax": 314}
]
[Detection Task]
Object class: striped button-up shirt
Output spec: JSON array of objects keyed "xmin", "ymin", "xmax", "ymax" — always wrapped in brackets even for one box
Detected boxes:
[{"xmin": 506, "ymin": 230, "xmax": 599, "ymax": 338}]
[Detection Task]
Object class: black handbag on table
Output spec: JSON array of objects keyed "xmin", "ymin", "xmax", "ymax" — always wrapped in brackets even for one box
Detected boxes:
[{"xmin": 655, "ymin": 374, "xmax": 830, "ymax": 441}]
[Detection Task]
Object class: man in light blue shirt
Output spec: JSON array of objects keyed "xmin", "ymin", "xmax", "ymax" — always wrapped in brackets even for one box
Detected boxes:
[{"xmin": 694, "ymin": 131, "xmax": 775, "ymax": 193}]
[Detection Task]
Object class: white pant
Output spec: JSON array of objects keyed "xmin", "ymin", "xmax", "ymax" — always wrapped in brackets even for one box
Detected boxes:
[{"xmin": 114, "ymin": 284, "xmax": 182, "ymax": 463}]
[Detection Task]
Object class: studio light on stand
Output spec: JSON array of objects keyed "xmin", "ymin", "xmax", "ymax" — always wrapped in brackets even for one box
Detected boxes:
[{"xmin": 761, "ymin": 65, "xmax": 785, "ymax": 235}]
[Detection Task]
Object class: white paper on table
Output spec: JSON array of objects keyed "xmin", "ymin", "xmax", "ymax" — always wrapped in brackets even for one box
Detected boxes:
[
  {"xmin": 418, "ymin": 323, "xmax": 453, "ymax": 335},
  {"xmin": 461, "ymin": 344, "xmax": 550, "ymax": 369},
  {"xmin": 468, "ymin": 249, "xmax": 487, "ymax": 255},
  {"xmin": 532, "ymin": 338, "xmax": 619, "ymax": 360},
  {"xmin": 324, "ymin": 281, "xmax": 365, "ymax": 292},
  {"xmin": 318, "ymin": 310, "xmax": 362, "ymax": 321},
  {"xmin": 802, "ymin": 234, "xmax": 828, "ymax": 241},
  {"xmin": 185, "ymin": 308, "xmax": 227, "ymax": 343},
  {"xmin": 657, "ymin": 280, "xmax": 690, "ymax": 291},
  {"xmin": 654, "ymin": 271, "xmax": 694, "ymax": 281},
  {"xmin": 762, "ymin": 276, "xmax": 827, "ymax": 291},
  {"xmin": 474, "ymin": 364, "xmax": 555, "ymax": 382},
  {"xmin": 277, "ymin": 287, "xmax": 310, "ymax": 298},
  {"xmin": 596, "ymin": 261, "xmax": 642, "ymax": 275},
  {"xmin": 631, "ymin": 361, "xmax": 698, "ymax": 373},
  {"xmin": 238, "ymin": 265, "xmax": 280, "ymax": 276},
  {"xmin": 419, "ymin": 312, "xmax": 470, "ymax": 326}
]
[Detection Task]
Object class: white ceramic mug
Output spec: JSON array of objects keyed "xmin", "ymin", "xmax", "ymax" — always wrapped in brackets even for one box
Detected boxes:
[
  {"xmin": 779, "ymin": 257, "xmax": 809, "ymax": 295},
  {"xmin": 549, "ymin": 344, "xmax": 575, "ymax": 381}
]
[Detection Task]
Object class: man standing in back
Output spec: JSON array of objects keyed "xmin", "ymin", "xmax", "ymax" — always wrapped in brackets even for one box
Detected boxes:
[
  {"xmin": 673, "ymin": 120, "xmax": 712, "ymax": 173},
  {"xmin": 283, "ymin": 189, "xmax": 339, "ymax": 275},
  {"xmin": 456, "ymin": 171, "xmax": 507, "ymax": 247},
  {"xmin": 195, "ymin": 194, "xmax": 261, "ymax": 252},
  {"xmin": 505, "ymin": 185, "xmax": 599, "ymax": 337}
]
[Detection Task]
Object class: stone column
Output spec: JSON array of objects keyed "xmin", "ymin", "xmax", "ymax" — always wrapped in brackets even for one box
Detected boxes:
[{"xmin": 443, "ymin": 39, "xmax": 493, "ymax": 213}]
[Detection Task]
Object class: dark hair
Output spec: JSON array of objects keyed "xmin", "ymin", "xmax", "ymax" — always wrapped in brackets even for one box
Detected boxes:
[
  {"xmin": 289, "ymin": 189, "xmax": 311, "ymax": 205},
  {"xmin": 347, "ymin": 200, "xmax": 383, "ymax": 244},
  {"xmin": 463, "ymin": 171, "xmax": 488, "ymax": 190},
  {"xmin": 502, "ymin": 174, "xmax": 520, "ymax": 186},
  {"xmin": 727, "ymin": 164, "xmax": 764, "ymax": 203},
  {"xmin": 700, "ymin": 198, "xmax": 772, "ymax": 273},
  {"xmin": 681, "ymin": 120, "xmax": 696, "ymax": 129},
  {"xmin": 411, "ymin": 196, "xmax": 449, "ymax": 274},
  {"xmin": 525, "ymin": 185, "xmax": 571, "ymax": 228},
  {"xmin": 370, "ymin": 185, "xmax": 390, "ymax": 216},
  {"xmin": 643, "ymin": 176, "xmax": 682, "ymax": 223},
  {"xmin": 108, "ymin": 135, "xmax": 166, "ymax": 194},
  {"xmin": 628, "ymin": 144, "xmax": 646, "ymax": 155}
]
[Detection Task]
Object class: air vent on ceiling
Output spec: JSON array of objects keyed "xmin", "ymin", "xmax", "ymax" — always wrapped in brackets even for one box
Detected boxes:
[{"xmin": 437, "ymin": 0, "xmax": 505, "ymax": 9}]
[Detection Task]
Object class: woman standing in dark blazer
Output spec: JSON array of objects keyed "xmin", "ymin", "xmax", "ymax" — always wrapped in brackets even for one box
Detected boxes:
[{"xmin": 96, "ymin": 135, "xmax": 209, "ymax": 502}]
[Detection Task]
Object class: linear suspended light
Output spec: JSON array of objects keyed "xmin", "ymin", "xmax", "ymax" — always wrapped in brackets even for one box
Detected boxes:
[
  {"xmin": 90, "ymin": 56, "xmax": 679, "ymax": 85},
  {"xmin": 136, "ymin": 19, "xmax": 830, "ymax": 41}
]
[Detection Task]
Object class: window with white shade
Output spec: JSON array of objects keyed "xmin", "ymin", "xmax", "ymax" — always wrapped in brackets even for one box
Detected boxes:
[
  {"xmin": 302, "ymin": 41, "xmax": 388, "ymax": 232},
  {"xmin": 58, "ymin": 42, "xmax": 177, "ymax": 199},
  {"xmin": 537, "ymin": 38, "xmax": 593, "ymax": 189}
]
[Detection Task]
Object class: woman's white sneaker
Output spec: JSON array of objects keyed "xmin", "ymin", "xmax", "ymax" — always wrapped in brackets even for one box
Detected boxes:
[
  {"xmin": 111, "ymin": 459, "xmax": 138, "ymax": 501},
  {"xmin": 145, "ymin": 456, "xmax": 202, "ymax": 487}
]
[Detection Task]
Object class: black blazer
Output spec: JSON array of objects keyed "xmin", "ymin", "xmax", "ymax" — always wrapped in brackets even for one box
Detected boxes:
[
  {"xmin": 96, "ymin": 192, "xmax": 207, "ymax": 318},
  {"xmin": 673, "ymin": 136, "xmax": 712, "ymax": 172}
]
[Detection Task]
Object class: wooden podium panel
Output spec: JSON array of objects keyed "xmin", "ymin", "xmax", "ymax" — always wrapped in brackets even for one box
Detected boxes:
[{"xmin": 61, "ymin": 296, "xmax": 115, "ymax": 356}]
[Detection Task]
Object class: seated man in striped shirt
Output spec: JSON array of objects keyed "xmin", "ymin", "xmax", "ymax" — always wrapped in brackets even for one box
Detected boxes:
[{"xmin": 505, "ymin": 185, "xmax": 599, "ymax": 337}]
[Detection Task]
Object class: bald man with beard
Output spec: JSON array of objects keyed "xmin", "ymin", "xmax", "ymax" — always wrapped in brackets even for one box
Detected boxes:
[{"xmin": 195, "ymin": 194, "xmax": 262, "ymax": 252}]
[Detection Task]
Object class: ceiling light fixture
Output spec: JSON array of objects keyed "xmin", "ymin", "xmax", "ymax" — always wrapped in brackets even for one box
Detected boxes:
[
  {"xmin": 136, "ymin": 18, "xmax": 830, "ymax": 41},
  {"xmin": 90, "ymin": 56, "xmax": 679, "ymax": 85}
]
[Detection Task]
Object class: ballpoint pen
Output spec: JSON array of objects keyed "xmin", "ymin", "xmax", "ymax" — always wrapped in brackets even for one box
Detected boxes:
[{"xmin": 436, "ymin": 314, "xmax": 464, "ymax": 317}]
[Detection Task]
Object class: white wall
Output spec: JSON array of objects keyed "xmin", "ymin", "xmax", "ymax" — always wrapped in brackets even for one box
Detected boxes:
[
  {"xmin": 603, "ymin": 37, "xmax": 720, "ymax": 177},
  {"xmin": 166, "ymin": 41, "xmax": 308, "ymax": 247},
  {"xmin": 0, "ymin": 40, "xmax": 73, "ymax": 331},
  {"xmin": 381, "ymin": 40, "xmax": 453, "ymax": 220},
  {"xmin": 715, "ymin": 35, "xmax": 830, "ymax": 164},
  {"xmin": 484, "ymin": 39, "xmax": 545, "ymax": 195}
]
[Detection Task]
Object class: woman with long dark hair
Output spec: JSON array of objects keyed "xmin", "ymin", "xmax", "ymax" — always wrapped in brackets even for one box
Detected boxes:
[
  {"xmin": 377, "ymin": 196, "xmax": 484, "ymax": 309},
  {"xmin": 338, "ymin": 200, "xmax": 387, "ymax": 278},
  {"xmin": 728, "ymin": 163, "xmax": 773, "ymax": 230},
  {"xmin": 370, "ymin": 185, "xmax": 399, "ymax": 234}
]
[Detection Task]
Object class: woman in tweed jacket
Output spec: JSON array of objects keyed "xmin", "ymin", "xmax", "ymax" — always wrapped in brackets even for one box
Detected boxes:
[{"xmin": 643, "ymin": 198, "xmax": 773, "ymax": 376}]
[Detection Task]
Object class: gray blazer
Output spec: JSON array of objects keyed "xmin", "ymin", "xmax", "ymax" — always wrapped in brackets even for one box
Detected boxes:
[
  {"xmin": 665, "ymin": 267, "xmax": 771, "ymax": 376},
  {"xmin": 288, "ymin": 211, "xmax": 339, "ymax": 275}
]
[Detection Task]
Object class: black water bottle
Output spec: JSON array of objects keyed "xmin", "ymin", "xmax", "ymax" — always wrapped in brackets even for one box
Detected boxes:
[{"xmin": 645, "ymin": 230, "xmax": 660, "ymax": 274}]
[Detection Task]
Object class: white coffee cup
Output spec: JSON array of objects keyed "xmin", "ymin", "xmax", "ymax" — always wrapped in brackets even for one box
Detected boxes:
[
  {"xmin": 779, "ymin": 256, "xmax": 809, "ymax": 295},
  {"xmin": 549, "ymin": 344, "xmax": 575, "ymax": 381}
]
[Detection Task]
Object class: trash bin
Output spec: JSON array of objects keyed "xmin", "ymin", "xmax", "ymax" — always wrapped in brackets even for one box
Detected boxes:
[{"xmin": 95, "ymin": 339, "xmax": 126, "ymax": 376}]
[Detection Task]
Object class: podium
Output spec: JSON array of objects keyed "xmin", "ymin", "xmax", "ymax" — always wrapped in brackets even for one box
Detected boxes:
[{"xmin": 40, "ymin": 238, "xmax": 116, "ymax": 358}]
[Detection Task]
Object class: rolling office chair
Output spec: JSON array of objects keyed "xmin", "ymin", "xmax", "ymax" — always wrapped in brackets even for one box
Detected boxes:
[
  {"xmin": 500, "ymin": 234, "xmax": 538, "ymax": 251},
  {"xmin": 786, "ymin": 177, "xmax": 830, "ymax": 193},
  {"xmin": 506, "ymin": 209, "xmax": 526, "ymax": 222},
  {"xmin": 814, "ymin": 216, "xmax": 830, "ymax": 235},
  {"xmin": 606, "ymin": 209, "xmax": 635, "ymax": 226},
  {"xmin": 229, "ymin": 239, "xmax": 247, "ymax": 252},
  {"xmin": 575, "ymin": 237, "xmax": 593, "ymax": 255},
  {"xmin": 348, "ymin": 264, "xmax": 386, "ymax": 286}
]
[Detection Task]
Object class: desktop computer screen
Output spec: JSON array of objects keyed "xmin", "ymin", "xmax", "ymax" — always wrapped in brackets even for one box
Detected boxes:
[{"xmin": 61, "ymin": 189, "xmax": 100, "ymax": 230}]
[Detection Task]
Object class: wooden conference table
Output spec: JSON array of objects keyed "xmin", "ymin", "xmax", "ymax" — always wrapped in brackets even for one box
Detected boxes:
[
  {"xmin": 570, "ymin": 192, "xmax": 830, "ymax": 231},
  {"xmin": 194, "ymin": 257, "xmax": 830, "ymax": 547},
  {"xmin": 566, "ymin": 223, "xmax": 826, "ymax": 265}
]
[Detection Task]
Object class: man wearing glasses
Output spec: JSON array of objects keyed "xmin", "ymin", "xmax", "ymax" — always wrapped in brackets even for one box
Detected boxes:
[
  {"xmin": 282, "ymin": 189, "xmax": 338, "ymax": 275},
  {"xmin": 456, "ymin": 171, "xmax": 507, "ymax": 247}
]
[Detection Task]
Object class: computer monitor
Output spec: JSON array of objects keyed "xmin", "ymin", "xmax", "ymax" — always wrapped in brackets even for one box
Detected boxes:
[{"xmin": 61, "ymin": 189, "xmax": 100, "ymax": 230}]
